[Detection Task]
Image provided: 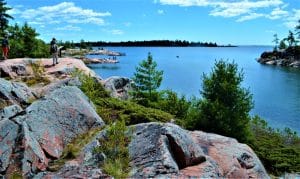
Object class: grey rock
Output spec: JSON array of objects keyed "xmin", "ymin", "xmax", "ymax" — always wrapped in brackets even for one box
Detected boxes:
[
  {"xmin": 129, "ymin": 122, "xmax": 206, "ymax": 177},
  {"xmin": 0, "ymin": 119, "xmax": 19, "ymax": 173},
  {"xmin": 32, "ymin": 78, "xmax": 81, "ymax": 98},
  {"xmin": 0, "ymin": 104, "xmax": 22, "ymax": 120},
  {"xmin": 0, "ymin": 78, "xmax": 35, "ymax": 107},
  {"xmin": 17, "ymin": 86, "xmax": 105, "ymax": 159},
  {"xmin": 103, "ymin": 76, "xmax": 132, "ymax": 100}
]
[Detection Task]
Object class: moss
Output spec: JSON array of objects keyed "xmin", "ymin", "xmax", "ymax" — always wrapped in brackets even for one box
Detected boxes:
[
  {"xmin": 10, "ymin": 171, "xmax": 22, "ymax": 179},
  {"xmin": 48, "ymin": 127, "xmax": 102, "ymax": 171}
]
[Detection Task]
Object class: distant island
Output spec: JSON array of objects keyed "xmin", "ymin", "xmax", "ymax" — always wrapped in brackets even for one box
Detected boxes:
[{"xmin": 79, "ymin": 40, "xmax": 237, "ymax": 47}]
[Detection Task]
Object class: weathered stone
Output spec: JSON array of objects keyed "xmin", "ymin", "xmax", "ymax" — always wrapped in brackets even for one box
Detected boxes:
[
  {"xmin": 0, "ymin": 104, "xmax": 22, "ymax": 120},
  {"xmin": 17, "ymin": 86, "xmax": 105, "ymax": 159},
  {"xmin": 129, "ymin": 122, "xmax": 206, "ymax": 177},
  {"xmin": 32, "ymin": 78, "xmax": 81, "ymax": 98},
  {"xmin": 191, "ymin": 131, "xmax": 269, "ymax": 179},
  {"xmin": 0, "ymin": 78, "xmax": 35, "ymax": 107},
  {"xmin": 33, "ymin": 165, "xmax": 108, "ymax": 179},
  {"xmin": 103, "ymin": 76, "xmax": 132, "ymax": 100},
  {"xmin": 0, "ymin": 119, "xmax": 19, "ymax": 173}
]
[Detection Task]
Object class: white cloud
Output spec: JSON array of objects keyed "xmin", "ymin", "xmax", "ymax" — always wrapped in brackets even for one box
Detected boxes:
[
  {"xmin": 20, "ymin": 2, "xmax": 111, "ymax": 26},
  {"xmin": 237, "ymin": 13, "xmax": 264, "ymax": 22},
  {"xmin": 55, "ymin": 25, "xmax": 81, "ymax": 31},
  {"xmin": 284, "ymin": 9, "xmax": 300, "ymax": 28},
  {"xmin": 158, "ymin": 9, "xmax": 165, "ymax": 14},
  {"xmin": 266, "ymin": 7, "xmax": 289, "ymax": 20},
  {"xmin": 111, "ymin": 29, "xmax": 124, "ymax": 35},
  {"xmin": 158, "ymin": 0, "xmax": 285, "ymax": 20}
]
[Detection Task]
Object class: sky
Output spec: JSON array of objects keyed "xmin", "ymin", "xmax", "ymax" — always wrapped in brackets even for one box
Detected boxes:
[{"xmin": 5, "ymin": 0, "xmax": 300, "ymax": 45}]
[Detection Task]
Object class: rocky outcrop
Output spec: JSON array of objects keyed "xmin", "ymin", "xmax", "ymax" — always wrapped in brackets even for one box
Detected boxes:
[
  {"xmin": 0, "ymin": 81, "xmax": 105, "ymax": 178},
  {"xmin": 103, "ymin": 76, "xmax": 132, "ymax": 100},
  {"xmin": 0, "ymin": 78, "xmax": 35, "ymax": 108},
  {"xmin": 257, "ymin": 47, "xmax": 300, "ymax": 68},
  {"xmin": 0, "ymin": 58, "xmax": 101, "ymax": 81},
  {"xmin": 129, "ymin": 122, "xmax": 269, "ymax": 178}
]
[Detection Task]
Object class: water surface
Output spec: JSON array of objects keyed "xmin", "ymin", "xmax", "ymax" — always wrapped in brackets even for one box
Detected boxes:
[{"xmin": 87, "ymin": 46, "xmax": 300, "ymax": 133}]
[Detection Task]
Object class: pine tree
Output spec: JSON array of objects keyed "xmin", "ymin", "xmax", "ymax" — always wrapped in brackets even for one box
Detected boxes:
[
  {"xmin": 295, "ymin": 19, "xmax": 300, "ymax": 40},
  {"xmin": 273, "ymin": 34, "xmax": 279, "ymax": 51},
  {"xmin": 0, "ymin": 0, "xmax": 13, "ymax": 35},
  {"xmin": 132, "ymin": 52, "xmax": 163, "ymax": 100},
  {"xmin": 286, "ymin": 30, "xmax": 296, "ymax": 47},
  {"xmin": 197, "ymin": 60, "xmax": 253, "ymax": 142}
]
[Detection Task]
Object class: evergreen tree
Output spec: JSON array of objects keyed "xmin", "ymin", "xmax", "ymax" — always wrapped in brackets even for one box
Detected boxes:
[
  {"xmin": 132, "ymin": 52, "xmax": 163, "ymax": 101},
  {"xmin": 279, "ymin": 39, "xmax": 287, "ymax": 50},
  {"xmin": 295, "ymin": 19, "xmax": 300, "ymax": 40},
  {"xmin": 194, "ymin": 60, "xmax": 253, "ymax": 142},
  {"xmin": 286, "ymin": 30, "xmax": 296, "ymax": 47},
  {"xmin": 0, "ymin": 0, "xmax": 13, "ymax": 36},
  {"xmin": 272, "ymin": 34, "xmax": 279, "ymax": 51}
]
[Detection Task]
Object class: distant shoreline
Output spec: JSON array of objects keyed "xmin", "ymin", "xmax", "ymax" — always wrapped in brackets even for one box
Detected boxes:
[{"xmin": 78, "ymin": 40, "xmax": 237, "ymax": 47}]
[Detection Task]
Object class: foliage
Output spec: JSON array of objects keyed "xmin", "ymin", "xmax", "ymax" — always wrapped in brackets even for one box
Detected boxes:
[
  {"xmin": 94, "ymin": 97, "xmax": 172, "ymax": 125},
  {"xmin": 250, "ymin": 116, "xmax": 300, "ymax": 176},
  {"xmin": 72, "ymin": 69, "xmax": 110, "ymax": 100},
  {"xmin": 273, "ymin": 34, "xmax": 279, "ymax": 51},
  {"xmin": 185, "ymin": 60, "xmax": 253, "ymax": 142},
  {"xmin": 296, "ymin": 19, "xmax": 300, "ymax": 40},
  {"xmin": 285, "ymin": 30, "xmax": 296, "ymax": 47},
  {"xmin": 94, "ymin": 120, "xmax": 131, "ymax": 178},
  {"xmin": 73, "ymin": 70, "xmax": 172, "ymax": 125},
  {"xmin": 7, "ymin": 23, "xmax": 49, "ymax": 58},
  {"xmin": 132, "ymin": 52, "xmax": 163, "ymax": 102},
  {"xmin": 279, "ymin": 39, "xmax": 287, "ymax": 50},
  {"xmin": 24, "ymin": 60, "xmax": 50, "ymax": 86},
  {"xmin": 48, "ymin": 127, "xmax": 102, "ymax": 171},
  {"xmin": 0, "ymin": 0, "xmax": 13, "ymax": 36}
]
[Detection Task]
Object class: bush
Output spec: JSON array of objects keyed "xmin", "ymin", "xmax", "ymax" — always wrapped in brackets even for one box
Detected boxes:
[
  {"xmin": 250, "ymin": 116, "xmax": 300, "ymax": 176},
  {"xmin": 94, "ymin": 120, "xmax": 131, "ymax": 178}
]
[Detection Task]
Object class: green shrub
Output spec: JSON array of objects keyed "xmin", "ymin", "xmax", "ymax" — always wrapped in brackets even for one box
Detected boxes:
[
  {"xmin": 250, "ymin": 116, "xmax": 300, "ymax": 176},
  {"xmin": 94, "ymin": 120, "xmax": 131, "ymax": 178},
  {"xmin": 94, "ymin": 97, "xmax": 173, "ymax": 125}
]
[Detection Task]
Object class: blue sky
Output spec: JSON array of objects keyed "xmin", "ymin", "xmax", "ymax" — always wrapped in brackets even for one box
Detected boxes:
[{"xmin": 6, "ymin": 0, "xmax": 300, "ymax": 45}]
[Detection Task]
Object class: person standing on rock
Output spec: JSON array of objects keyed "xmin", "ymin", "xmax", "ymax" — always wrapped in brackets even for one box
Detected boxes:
[
  {"xmin": 2, "ymin": 35, "xmax": 10, "ymax": 60},
  {"xmin": 50, "ymin": 38, "xmax": 58, "ymax": 66}
]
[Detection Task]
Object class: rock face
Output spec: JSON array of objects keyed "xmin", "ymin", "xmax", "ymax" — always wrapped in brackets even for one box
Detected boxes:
[
  {"xmin": 103, "ymin": 76, "xmax": 132, "ymax": 100},
  {"xmin": 0, "ymin": 58, "xmax": 102, "ymax": 81},
  {"xmin": 0, "ymin": 81, "xmax": 105, "ymax": 178},
  {"xmin": 257, "ymin": 47, "xmax": 300, "ymax": 68},
  {"xmin": 129, "ymin": 122, "xmax": 269, "ymax": 178},
  {"xmin": 0, "ymin": 78, "xmax": 35, "ymax": 108}
]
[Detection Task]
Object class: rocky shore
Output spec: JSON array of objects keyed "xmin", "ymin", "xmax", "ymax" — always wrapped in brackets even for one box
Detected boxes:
[
  {"xmin": 0, "ymin": 58, "xmax": 269, "ymax": 178},
  {"xmin": 257, "ymin": 47, "xmax": 300, "ymax": 68}
]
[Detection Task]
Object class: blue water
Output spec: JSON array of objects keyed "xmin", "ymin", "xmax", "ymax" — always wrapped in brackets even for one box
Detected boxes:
[{"xmin": 87, "ymin": 47, "xmax": 300, "ymax": 133}]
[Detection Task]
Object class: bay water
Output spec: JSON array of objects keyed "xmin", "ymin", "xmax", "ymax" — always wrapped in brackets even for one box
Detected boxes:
[{"xmin": 87, "ymin": 46, "xmax": 300, "ymax": 133}]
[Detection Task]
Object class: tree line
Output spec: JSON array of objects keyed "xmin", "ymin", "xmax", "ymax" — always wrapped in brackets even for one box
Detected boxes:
[
  {"xmin": 273, "ymin": 20, "xmax": 300, "ymax": 50},
  {"xmin": 79, "ymin": 40, "xmax": 220, "ymax": 47}
]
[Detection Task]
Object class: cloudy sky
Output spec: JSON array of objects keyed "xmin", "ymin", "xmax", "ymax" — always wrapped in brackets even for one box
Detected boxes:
[{"xmin": 6, "ymin": 0, "xmax": 300, "ymax": 45}]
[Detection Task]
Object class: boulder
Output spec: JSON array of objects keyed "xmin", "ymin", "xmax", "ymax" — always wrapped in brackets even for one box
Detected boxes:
[
  {"xmin": 32, "ymin": 78, "xmax": 81, "ymax": 98},
  {"xmin": 128, "ymin": 123, "xmax": 269, "ymax": 178},
  {"xmin": 129, "ymin": 122, "xmax": 206, "ymax": 177},
  {"xmin": 17, "ymin": 86, "xmax": 105, "ymax": 159},
  {"xmin": 0, "ymin": 60, "xmax": 29, "ymax": 78},
  {"xmin": 0, "ymin": 119, "xmax": 19, "ymax": 173},
  {"xmin": 0, "ymin": 104, "xmax": 23, "ymax": 120},
  {"xmin": 0, "ymin": 78, "xmax": 35, "ymax": 108},
  {"xmin": 103, "ymin": 76, "xmax": 132, "ymax": 100},
  {"xmin": 190, "ymin": 131, "xmax": 269, "ymax": 178}
]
